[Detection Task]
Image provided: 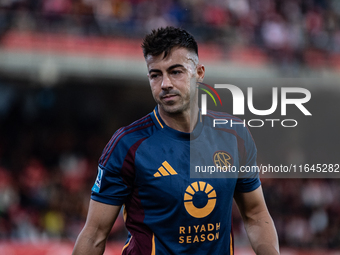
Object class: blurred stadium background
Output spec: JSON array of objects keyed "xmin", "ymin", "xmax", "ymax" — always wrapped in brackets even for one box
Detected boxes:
[{"xmin": 0, "ymin": 0, "xmax": 340, "ymax": 254}]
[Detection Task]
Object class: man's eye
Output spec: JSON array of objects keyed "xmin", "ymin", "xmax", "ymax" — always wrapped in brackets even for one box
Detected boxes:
[
  {"xmin": 150, "ymin": 74, "xmax": 160, "ymax": 79},
  {"xmin": 171, "ymin": 70, "xmax": 182, "ymax": 75}
]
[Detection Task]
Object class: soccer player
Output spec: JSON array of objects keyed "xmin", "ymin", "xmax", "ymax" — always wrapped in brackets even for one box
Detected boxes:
[{"xmin": 72, "ymin": 27, "xmax": 279, "ymax": 255}]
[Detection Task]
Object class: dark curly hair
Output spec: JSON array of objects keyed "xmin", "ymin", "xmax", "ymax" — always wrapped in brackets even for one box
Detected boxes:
[{"xmin": 141, "ymin": 26, "xmax": 198, "ymax": 59}]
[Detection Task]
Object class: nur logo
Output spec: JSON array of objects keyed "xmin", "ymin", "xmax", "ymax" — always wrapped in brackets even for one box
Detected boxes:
[
  {"xmin": 198, "ymin": 82, "xmax": 222, "ymax": 115},
  {"xmin": 198, "ymin": 83, "xmax": 312, "ymax": 128},
  {"xmin": 199, "ymin": 83, "xmax": 311, "ymax": 117}
]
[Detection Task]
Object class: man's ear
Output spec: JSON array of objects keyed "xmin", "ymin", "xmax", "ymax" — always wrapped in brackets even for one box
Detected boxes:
[{"xmin": 196, "ymin": 64, "xmax": 205, "ymax": 82}]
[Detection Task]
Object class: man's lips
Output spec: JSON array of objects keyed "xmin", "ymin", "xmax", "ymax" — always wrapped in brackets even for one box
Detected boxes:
[{"xmin": 161, "ymin": 94, "xmax": 178, "ymax": 101}]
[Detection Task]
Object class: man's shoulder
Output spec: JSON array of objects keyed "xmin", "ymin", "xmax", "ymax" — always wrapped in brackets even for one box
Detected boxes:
[
  {"xmin": 203, "ymin": 110, "xmax": 254, "ymax": 141},
  {"xmin": 124, "ymin": 112, "xmax": 155, "ymax": 131},
  {"xmin": 98, "ymin": 112, "xmax": 157, "ymax": 167},
  {"xmin": 204, "ymin": 110, "xmax": 244, "ymax": 123},
  {"xmin": 204, "ymin": 109, "xmax": 247, "ymax": 131},
  {"xmin": 112, "ymin": 112, "xmax": 158, "ymax": 144}
]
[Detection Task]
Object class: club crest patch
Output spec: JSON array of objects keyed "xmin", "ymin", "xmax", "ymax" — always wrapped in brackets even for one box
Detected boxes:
[{"xmin": 213, "ymin": 151, "xmax": 233, "ymax": 168}]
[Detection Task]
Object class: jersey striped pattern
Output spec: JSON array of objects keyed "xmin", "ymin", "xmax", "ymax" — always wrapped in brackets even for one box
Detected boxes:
[
  {"xmin": 97, "ymin": 114, "xmax": 157, "ymax": 254},
  {"xmin": 99, "ymin": 114, "xmax": 155, "ymax": 167}
]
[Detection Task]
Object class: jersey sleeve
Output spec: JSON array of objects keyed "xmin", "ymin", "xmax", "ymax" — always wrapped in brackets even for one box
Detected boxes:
[
  {"xmin": 91, "ymin": 129, "xmax": 136, "ymax": 206},
  {"xmin": 91, "ymin": 165, "xmax": 132, "ymax": 206},
  {"xmin": 235, "ymin": 126, "xmax": 261, "ymax": 193}
]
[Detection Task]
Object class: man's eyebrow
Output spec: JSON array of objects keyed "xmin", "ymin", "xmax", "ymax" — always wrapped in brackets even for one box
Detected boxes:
[
  {"xmin": 148, "ymin": 69, "xmax": 161, "ymax": 74},
  {"xmin": 148, "ymin": 64, "xmax": 185, "ymax": 74},
  {"xmin": 166, "ymin": 64, "xmax": 185, "ymax": 71}
]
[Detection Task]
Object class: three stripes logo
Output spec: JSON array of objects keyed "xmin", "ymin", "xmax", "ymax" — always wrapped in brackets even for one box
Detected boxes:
[
  {"xmin": 198, "ymin": 82, "xmax": 222, "ymax": 115},
  {"xmin": 154, "ymin": 161, "xmax": 178, "ymax": 177}
]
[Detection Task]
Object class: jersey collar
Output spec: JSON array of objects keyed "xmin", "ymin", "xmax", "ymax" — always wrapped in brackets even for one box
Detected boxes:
[{"xmin": 151, "ymin": 106, "xmax": 203, "ymax": 141}]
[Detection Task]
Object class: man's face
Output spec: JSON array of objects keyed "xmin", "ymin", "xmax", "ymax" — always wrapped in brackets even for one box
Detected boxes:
[{"xmin": 146, "ymin": 47, "xmax": 205, "ymax": 116}]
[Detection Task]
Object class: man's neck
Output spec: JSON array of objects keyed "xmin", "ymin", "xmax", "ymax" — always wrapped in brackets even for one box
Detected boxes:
[{"xmin": 158, "ymin": 105, "xmax": 199, "ymax": 133}]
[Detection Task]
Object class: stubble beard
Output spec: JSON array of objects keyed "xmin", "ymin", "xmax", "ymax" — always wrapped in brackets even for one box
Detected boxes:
[
  {"xmin": 157, "ymin": 95, "xmax": 190, "ymax": 115},
  {"xmin": 157, "ymin": 93, "xmax": 199, "ymax": 119},
  {"xmin": 155, "ymin": 80, "xmax": 198, "ymax": 116}
]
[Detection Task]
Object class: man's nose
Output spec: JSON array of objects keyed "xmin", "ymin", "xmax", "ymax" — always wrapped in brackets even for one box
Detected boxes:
[{"xmin": 161, "ymin": 74, "xmax": 173, "ymax": 90}]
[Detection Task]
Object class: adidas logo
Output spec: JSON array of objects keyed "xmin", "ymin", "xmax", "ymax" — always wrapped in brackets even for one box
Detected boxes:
[{"xmin": 154, "ymin": 161, "xmax": 178, "ymax": 177}]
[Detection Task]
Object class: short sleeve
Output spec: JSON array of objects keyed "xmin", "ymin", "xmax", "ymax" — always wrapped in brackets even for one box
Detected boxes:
[
  {"xmin": 235, "ymin": 126, "xmax": 261, "ymax": 193},
  {"xmin": 91, "ymin": 130, "xmax": 137, "ymax": 206},
  {"xmin": 91, "ymin": 164, "xmax": 131, "ymax": 206}
]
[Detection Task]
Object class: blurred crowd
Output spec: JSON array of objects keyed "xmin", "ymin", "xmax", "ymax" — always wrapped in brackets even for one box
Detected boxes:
[
  {"xmin": 233, "ymin": 178, "xmax": 340, "ymax": 249},
  {"xmin": 0, "ymin": 83, "xmax": 133, "ymax": 243},
  {"xmin": 0, "ymin": 0, "xmax": 340, "ymax": 70},
  {"xmin": 0, "ymin": 82, "xmax": 340, "ymax": 249}
]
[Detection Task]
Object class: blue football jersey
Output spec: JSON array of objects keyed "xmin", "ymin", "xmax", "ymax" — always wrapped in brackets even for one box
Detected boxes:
[{"xmin": 91, "ymin": 107, "xmax": 260, "ymax": 255}]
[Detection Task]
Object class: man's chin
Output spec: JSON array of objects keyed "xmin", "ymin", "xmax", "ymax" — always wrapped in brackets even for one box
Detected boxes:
[{"xmin": 159, "ymin": 104, "xmax": 187, "ymax": 115}]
